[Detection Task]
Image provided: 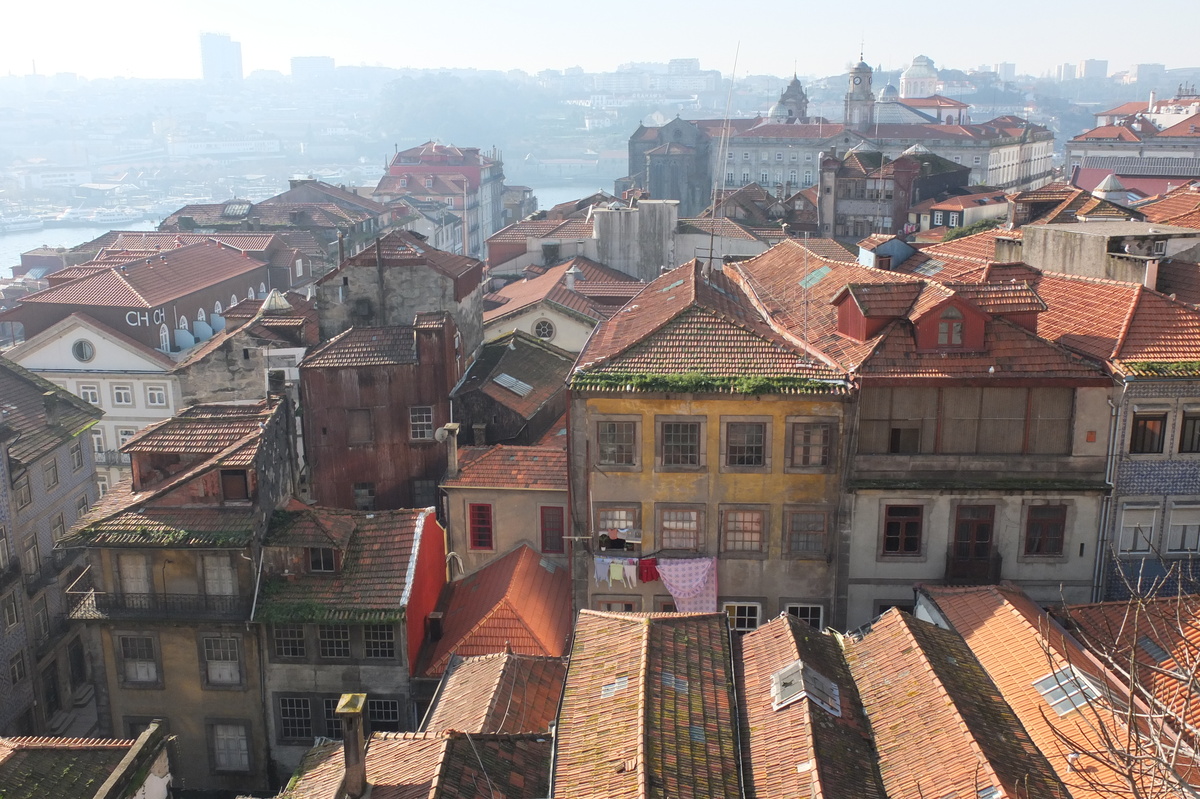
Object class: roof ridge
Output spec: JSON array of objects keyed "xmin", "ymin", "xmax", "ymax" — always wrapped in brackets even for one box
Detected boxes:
[{"xmin": 636, "ymin": 614, "xmax": 652, "ymax": 799}]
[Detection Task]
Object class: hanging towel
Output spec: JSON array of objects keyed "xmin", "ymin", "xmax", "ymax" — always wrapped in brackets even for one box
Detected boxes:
[
  {"xmin": 622, "ymin": 561, "xmax": 638, "ymax": 588},
  {"xmin": 609, "ymin": 561, "xmax": 625, "ymax": 586},
  {"xmin": 594, "ymin": 556, "xmax": 611, "ymax": 586},
  {"xmin": 638, "ymin": 557, "xmax": 659, "ymax": 583},
  {"xmin": 657, "ymin": 557, "xmax": 718, "ymax": 613}
]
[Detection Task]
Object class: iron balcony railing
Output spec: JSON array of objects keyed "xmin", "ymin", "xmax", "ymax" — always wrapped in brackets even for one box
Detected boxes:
[
  {"xmin": 69, "ymin": 591, "xmax": 251, "ymax": 621},
  {"xmin": 944, "ymin": 550, "xmax": 1003, "ymax": 586}
]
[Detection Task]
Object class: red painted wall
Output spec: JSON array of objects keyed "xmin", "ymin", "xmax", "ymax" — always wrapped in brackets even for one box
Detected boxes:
[{"xmin": 405, "ymin": 512, "xmax": 447, "ymax": 669}]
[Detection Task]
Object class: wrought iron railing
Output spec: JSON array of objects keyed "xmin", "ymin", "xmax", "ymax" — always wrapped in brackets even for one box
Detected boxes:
[
  {"xmin": 69, "ymin": 592, "xmax": 250, "ymax": 621},
  {"xmin": 944, "ymin": 551, "xmax": 1003, "ymax": 586}
]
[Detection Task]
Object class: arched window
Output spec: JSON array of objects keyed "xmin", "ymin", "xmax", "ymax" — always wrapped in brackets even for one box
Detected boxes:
[
  {"xmin": 938, "ymin": 306, "xmax": 964, "ymax": 347},
  {"xmin": 247, "ymin": 288, "xmax": 255, "ymax": 300},
  {"xmin": 197, "ymin": 308, "xmax": 206, "ymax": 324},
  {"xmin": 259, "ymin": 282, "xmax": 266, "ymax": 295},
  {"xmin": 231, "ymin": 294, "xmax": 239, "ymax": 308},
  {"xmin": 178, "ymin": 315, "xmax": 188, "ymax": 331},
  {"xmin": 159, "ymin": 324, "xmax": 170, "ymax": 352},
  {"xmin": 214, "ymin": 301, "xmax": 223, "ymax": 315}
]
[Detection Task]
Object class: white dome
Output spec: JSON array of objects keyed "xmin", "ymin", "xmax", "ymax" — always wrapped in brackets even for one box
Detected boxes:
[{"xmin": 903, "ymin": 55, "xmax": 938, "ymax": 79}]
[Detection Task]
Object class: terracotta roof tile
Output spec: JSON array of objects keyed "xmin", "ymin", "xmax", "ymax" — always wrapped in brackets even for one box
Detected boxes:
[
  {"xmin": 259, "ymin": 508, "xmax": 436, "ymax": 622},
  {"xmin": 123, "ymin": 399, "xmax": 276, "ymax": 454},
  {"xmin": 845, "ymin": 609, "xmax": 1070, "ymax": 799},
  {"xmin": 62, "ymin": 505, "xmax": 258, "ymax": 551},
  {"xmin": 1137, "ymin": 182, "xmax": 1200, "ymax": 223},
  {"xmin": 552, "ymin": 611, "xmax": 741, "ymax": 799},
  {"xmin": 920, "ymin": 584, "xmax": 1152, "ymax": 799},
  {"xmin": 440, "ymin": 446, "xmax": 567, "ymax": 490},
  {"xmin": 455, "ymin": 331, "xmax": 573, "ymax": 419},
  {"xmin": 0, "ymin": 357, "xmax": 101, "ymax": 467},
  {"xmin": 0, "ymin": 735, "xmax": 137, "ymax": 799},
  {"xmin": 16, "ymin": 240, "xmax": 266, "ymax": 308},
  {"xmin": 737, "ymin": 615, "xmax": 886, "ymax": 799},
  {"xmin": 301, "ymin": 325, "xmax": 420, "ymax": 368},
  {"xmin": 417, "ymin": 545, "xmax": 571, "ymax": 678},
  {"xmin": 944, "ymin": 281, "xmax": 1048, "ymax": 314},
  {"xmin": 483, "ymin": 257, "xmax": 640, "ymax": 324},
  {"xmin": 422, "ymin": 652, "xmax": 566, "ymax": 734},
  {"xmin": 317, "ymin": 230, "xmax": 482, "ymax": 285}
]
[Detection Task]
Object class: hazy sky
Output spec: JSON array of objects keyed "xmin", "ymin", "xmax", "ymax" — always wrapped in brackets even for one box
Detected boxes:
[{"xmin": 3, "ymin": 0, "xmax": 1187, "ymax": 81}]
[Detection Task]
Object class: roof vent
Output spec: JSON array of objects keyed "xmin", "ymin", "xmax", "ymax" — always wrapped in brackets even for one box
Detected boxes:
[
  {"xmin": 493, "ymin": 373, "xmax": 533, "ymax": 397},
  {"xmin": 771, "ymin": 659, "xmax": 841, "ymax": 716}
]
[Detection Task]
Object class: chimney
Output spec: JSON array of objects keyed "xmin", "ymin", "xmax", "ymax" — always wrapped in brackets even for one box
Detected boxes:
[
  {"xmin": 42, "ymin": 391, "xmax": 61, "ymax": 426},
  {"xmin": 1145, "ymin": 258, "xmax": 1160, "ymax": 290},
  {"xmin": 442, "ymin": 422, "xmax": 461, "ymax": 478},
  {"xmin": 472, "ymin": 421, "xmax": 487, "ymax": 446},
  {"xmin": 1149, "ymin": 90, "xmax": 1156, "ymax": 113},
  {"xmin": 336, "ymin": 693, "xmax": 368, "ymax": 799},
  {"xmin": 564, "ymin": 264, "xmax": 582, "ymax": 291},
  {"xmin": 338, "ymin": 231, "xmax": 345, "ymax": 264}
]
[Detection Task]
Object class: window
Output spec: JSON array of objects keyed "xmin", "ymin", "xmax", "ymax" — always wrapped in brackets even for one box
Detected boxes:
[
  {"xmin": 760, "ymin": 171, "xmax": 769, "ymax": 184},
  {"xmin": 203, "ymin": 637, "xmax": 241, "ymax": 685},
  {"xmin": 159, "ymin": 324, "xmax": 170, "ymax": 352},
  {"xmin": 469, "ymin": 504, "xmax": 494, "ymax": 549},
  {"xmin": 318, "ymin": 625, "xmax": 351, "ymax": 658},
  {"xmin": 146, "ymin": 385, "xmax": 167, "ymax": 407},
  {"xmin": 117, "ymin": 553, "xmax": 150, "ymax": 594},
  {"xmin": 413, "ymin": 479, "xmax": 437, "ymax": 508},
  {"xmin": 43, "ymin": 460, "xmax": 58, "ymax": 490},
  {"xmin": 1167, "ymin": 506, "xmax": 1200, "ymax": 553},
  {"xmin": 367, "ymin": 699, "xmax": 401, "ymax": 733},
  {"xmin": 1181, "ymin": 412, "xmax": 1200, "ymax": 453},
  {"xmin": 724, "ymin": 421, "xmax": 766, "ymax": 467},
  {"xmin": 790, "ymin": 422, "xmax": 832, "ymax": 467},
  {"xmin": 540, "ymin": 506, "xmax": 565, "ymax": 554},
  {"xmin": 658, "ymin": 506, "xmax": 701, "ymax": 550},
  {"xmin": 933, "ymin": 211, "xmax": 944, "ymax": 226},
  {"xmin": 596, "ymin": 506, "xmax": 640, "ymax": 539},
  {"xmin": 273, "ymin": 625, "xmax": 306, "ymax": 658},
  {"xmin": 72, "ymin": 339, "xmax": 95, "ymax": 362},
  {"xmin": 323, "ymin": 698, "xmax": 344, "ymax": 739},
  {"xmin": 279, "ymin": 697, "xmax": 312, "ymax": 739},
  {"xmin": 1025, "ymin": 505, "xmax": 1067, "ymax": 556},
  {"xmin": 213, "ymin": 723, "xmax": 250, "ymax": 771},
  {"xmin": 119, "ymin": 636, "xmax": 158, "ymax": 683},
  {"xmin": 424, "ymin": 178, "xmax": 433, "ymax": 189},
  {"xmin": 1119, "ymin": 507, "xmax": 1156, "ymax": 553},
  {"xmin": 742, "ymin": 172, "xmax": 750, "ymax": 184},
  {"xmin": 220, "ymin": 470, "xmax": 249, "ymax": 502},
  {"xmin": 203, "ymin": 555, "xmax": 235, "ymax": 595},
  {"xmin": 352, "ymin": 483, "xmax": 375, "ymax": 511},
  {"xmin": 117, "ymin": 428, "xmax": 136, "ymax": 449},
  {"xmin": 743, "ymin": 152, "xmax": 750, "ymax": 161},
  {"xmin": 96, "ymin": 475, "xmax": 108, "ymax": 496},
  {"xmin": 785, "ymin": 510, "xmax": 827, "ymax": 555},
  {"xmin": 1033, "ymin": 667, "xmax": 1099, "ymax": 716},
  {"xmin": 91, "ymin": 429, "xmax": 105, "ymax": 455},
  {"xmin": 721, "ymin": 508, "xmax": 765, "ymax": 552},
  {"xmin": 10, "ymin": 651, "xmax": 26, "ymax": 684},
  {"xmin": 347, "ymin": 409, "xmax": 373, "ymax": 444},
  {"xmin": 112, "ymin": 384, "xmax": 134, "ymax": 406},
  {"xmin": 533, "ymin": 319, "xmax": 555, "ymax": 340},
  {"xmin": 937, "ymin": 306, "xmax": 964, "ymax": 347},
  {"xmin": 973, "ymin": 155, "xmax": 982, "ymax": 166},
  {"xmin": 21, "ymin": 537, "xmax": 38, "ymax": 578},
  {"xmin": 597, "ymin": 420, "xmax": 637, "ymax": 467},
  {"xmin": 409, "ymin": 406, "xmax": 434, "ymax": 440},
  {"xmin": 51, "ymin": 514, "xmax": 66, "ymax": 541},
  {"xmin": 724, "ymin": 602, "xmax": 762, "ymax": 632},
  {"xmin": 2, "ymin": 592, "xmax": 18, "ymax": 629},
  {"xmin": 70, "ymin": 441, "xmax": 83, "ymax": 470},
  {"xmin": 1130, "ymin": 413, "xmax": 1167, "ymax": 453},
  {"xmin": 776, "ymin": 152, "xmax": 783, "ymax": 161},
  {"xmin": 0, "ymin": 536, "xmax": 7, "ymax": 571},
  {"xmin": 786, "ymin": 604, "xmax": 824, "ymax": 629},
  {"xmin": 726, "ymin": 172, "xmax": 735, "ymax": 184},
  {"xmin": 364, "ymin": 625, "xmax": 395, "ymax": 659},
  {"xmin": 883, "ymin": 505, "xmax": 923, "ymax": 555},
  {"xmin": 660, "ymin": 419, "xmax": 703, "ymax": 467},
  {"xmin": 75, "ymin": 494, "xmax": 90, "ymax": 517},
  {"xmin": 13, "ymin": 475, "xmax": 30, "ymax": 509},
  {"xmin": 309, "ymin": 548, "xmax": 336, "ymax": 573},
  {"xmin": 597, "ymin": 599, "xmax": 638, "ymax": 612}
]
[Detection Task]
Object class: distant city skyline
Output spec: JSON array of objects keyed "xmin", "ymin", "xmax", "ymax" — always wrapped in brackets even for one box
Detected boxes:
[{"xmin": 4, "ymin": 0, "xmax": 1193, "ymax": 82}]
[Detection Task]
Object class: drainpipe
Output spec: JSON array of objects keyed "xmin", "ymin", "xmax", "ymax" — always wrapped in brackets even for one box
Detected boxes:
[{"xmin": 1092, "ymin": 382, "xmax": 1124, "ymax": 601}]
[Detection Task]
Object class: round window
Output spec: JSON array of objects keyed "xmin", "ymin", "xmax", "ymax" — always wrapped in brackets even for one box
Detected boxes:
[
  {"xmin": 533, "ymin": 320, "xmax": 555, "ymax": 340},
  {"xmin": 72, "ymin": 339, "xmax": 95, "ymax": 362}
]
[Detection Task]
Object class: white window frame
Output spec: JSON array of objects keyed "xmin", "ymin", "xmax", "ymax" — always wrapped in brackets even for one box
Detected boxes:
[
  {"xmin": 409, "ymin": 406, "xmax": 434, "ymax": 440},
  {"xmin": 145, "ymin": 385, "xmax": 168, "ymax": 408},
  {"xmin": 78, "ymin": 384, "xmax": 100, "ymax": 405},
  {"xmin": 203, "ymin": 637, "xmax": 241, "ymax": 685},
  {"xmin": 1167, "ymin": 505, "xmax": 1200, "ymax": 553},
  {"xmin": 1119, "ymin": 506, "xmax": 1157, "ymax": 554},
  {"xmin": 111, "ymin": 384, "xmax": 134, "ymax": 407},
  {"xmin": 212, "ymin": 723, "xmax": 250, "ymax": 771}
]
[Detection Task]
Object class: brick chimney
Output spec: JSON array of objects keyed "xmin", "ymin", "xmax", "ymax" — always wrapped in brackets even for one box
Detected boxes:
[
  {"xmin": 42, "ymin": 391, "xmax": 61, "ymax": 427},
  {"xmin": 336, "ymin": 693, "xmax": 368, "ymax": 799},
  {"xmin": 442, "ymin": 422, "xmax": 461, "ymax": 478}
]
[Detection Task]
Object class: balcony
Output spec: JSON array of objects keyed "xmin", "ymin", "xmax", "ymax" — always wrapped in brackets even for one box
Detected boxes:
[
  {"xmin": 95, "ymin": 450, "xmax": 130, "ymax": 466},
  {"xmin": 944, "ymin": 551, "xmax": 1003, "ymax": 586},
  {"xmin": 69, "ymin": 591, "xmax": 251, "ymax": 622}
]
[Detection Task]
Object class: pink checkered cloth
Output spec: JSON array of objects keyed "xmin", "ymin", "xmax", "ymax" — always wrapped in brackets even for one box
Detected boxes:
[{"xmin": 656, "ymin": 557, "xmax": 717, "ymax": 612}]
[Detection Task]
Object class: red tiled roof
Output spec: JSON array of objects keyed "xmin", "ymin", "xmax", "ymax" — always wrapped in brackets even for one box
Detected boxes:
[
  {"xmin": 123, "ymin": 399, "xmax": 276, "ymax": 454},
  {"xmin": 1158, "ymin": 117, "xmax": 1200, "ymax": 137},
  {"xmin": 577, "ymin": 259, "xmax": 844, "ymax": 384},
  {"xmin": 422, "ymin": 652, "xmax": 566, "ymax": 734},
  {"xmin": 1072, "ymin": 123, "xmax": 1152, "ymax": 142},
  {"xmin": 735, "ymin": 123, "xmax": 848, "ymax": 139},
  {"xmin": 16, "ymin": 241, "xmax": 266, "ymax": 308},
  {"xmin": 920, "ymin": 584, "xmax": 1150, "ymax": 799},
  {"xmin": 321, "ymin": 230, "xmax": 482, "ymax": 283},
  {"xmin": 845, "ymin": 609, "xmax": 1070, "ymax": 799},
  {"xmin": 441, "ymin": 446, "xmax": 566, "ymax": 490},
  {"xmin": 552, "ymin": 611, "xmax": 741, "ymax": 799},
  {"xmin": 455, "ymin": 330, "xmax": 573, "ymax": 418},
  {"xmin": 945, "ymin": 281, "xmax": 1047, "ymax": 314},
  {"xmin": 678, "ymin": 217, "xmax": 763, "ymax": 241},
  {"xmin": 301, "ymin": 325, "xmax": 420, "ymax": 368},
  {"xmin": 482, "ymin": 258, "xmax": 639, "ymax": 325},
  {"xmin": 1137, "ymin": 182, "xmax": 1200, "ymax": 223},
  {"xmin": 260, "ymin": 508, "xmax": 436, "ymax": 622},
  {"xmin": 737, "ymin": 615, "xmax": 886, "ymax": 799},
  {"xmin": 0, "ymin": 735, "xmax": 138, "ymax": 799},
  {"xmin": 417, "ymin": 544, "xmax": 571, "ymax": 678}
]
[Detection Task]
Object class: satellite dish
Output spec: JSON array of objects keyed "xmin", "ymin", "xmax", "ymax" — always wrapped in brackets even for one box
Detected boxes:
[{"xmin": 434, "ymin": 426, "xmax": 449, "ymax": 443}]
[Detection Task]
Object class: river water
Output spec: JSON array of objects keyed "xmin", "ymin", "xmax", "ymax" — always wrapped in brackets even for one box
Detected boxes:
[{"xmin": 1, "ymin": 221, "xmax": 159, "ymax": 277}]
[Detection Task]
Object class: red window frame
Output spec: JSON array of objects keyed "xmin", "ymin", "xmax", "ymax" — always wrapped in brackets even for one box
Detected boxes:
[
  {"xmin": 468, "ymin": 504, "xmax": 494, "ymax": 550},
  {"xmin": 540, "ymin": 506, "xmax": 565, "ymax": 554}
]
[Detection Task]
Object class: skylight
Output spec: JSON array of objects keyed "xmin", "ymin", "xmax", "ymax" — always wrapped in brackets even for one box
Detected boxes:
[
  {"xmin": 661, "ymin": 672, "xmax": 689, "ymax": 694},
  {"xmin": 600, "ymin": 675, "xmax": 629, "ymax": 699},
  {"xmin": 1033, "ymin": 666, "xmax": 1100, "ymax": 716},
  {"xmin": 771, "ymin": 659, "xmax": 841, "ymax": 716},
  {"xmin": 493, "ymin": 373, "xmax": 533, "ymax": 397},
  {"xmin": 1137, "ymin": 635, "xmax": 1170, "ymax": 664},
  {"xmin": 797, "ymin": 265, "xmax": 831, "ymax": 290}
]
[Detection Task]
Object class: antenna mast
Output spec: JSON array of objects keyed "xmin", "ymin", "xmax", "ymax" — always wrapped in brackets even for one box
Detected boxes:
[{"xmin": 707, "ymin": 43, "xmax": 741, "ymax": 272}]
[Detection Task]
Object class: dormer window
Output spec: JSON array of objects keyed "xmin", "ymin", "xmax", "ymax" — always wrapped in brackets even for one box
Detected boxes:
[
  {"xmin": 937, "ymin": 306, "xmax": 964, "ymax": 347},
  {"xmin": 220, "ymin": 470, "xmax": 249, "ymax": 502},
  {"xmin": 308, "ymin": 547, "xmax": 336, "ymax": 573}
]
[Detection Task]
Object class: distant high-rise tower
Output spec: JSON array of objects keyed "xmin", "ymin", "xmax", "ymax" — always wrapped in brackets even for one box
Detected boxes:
[
  {"xmin": 1078, "ymin": 59, "xmax": 1108, "ymax": 80},
  {"xmin": 994, "ymin": 62, "xmax": 1016, "ymax": 83},
  {"xmin": 200, "ymin": 33, "xmax": 242, "ymax": 82}
]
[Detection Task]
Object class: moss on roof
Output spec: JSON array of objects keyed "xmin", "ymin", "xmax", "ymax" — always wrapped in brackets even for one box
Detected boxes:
[{"xmin": 570, "ymin": 370, "xmax": 845, "ymax": 395}]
